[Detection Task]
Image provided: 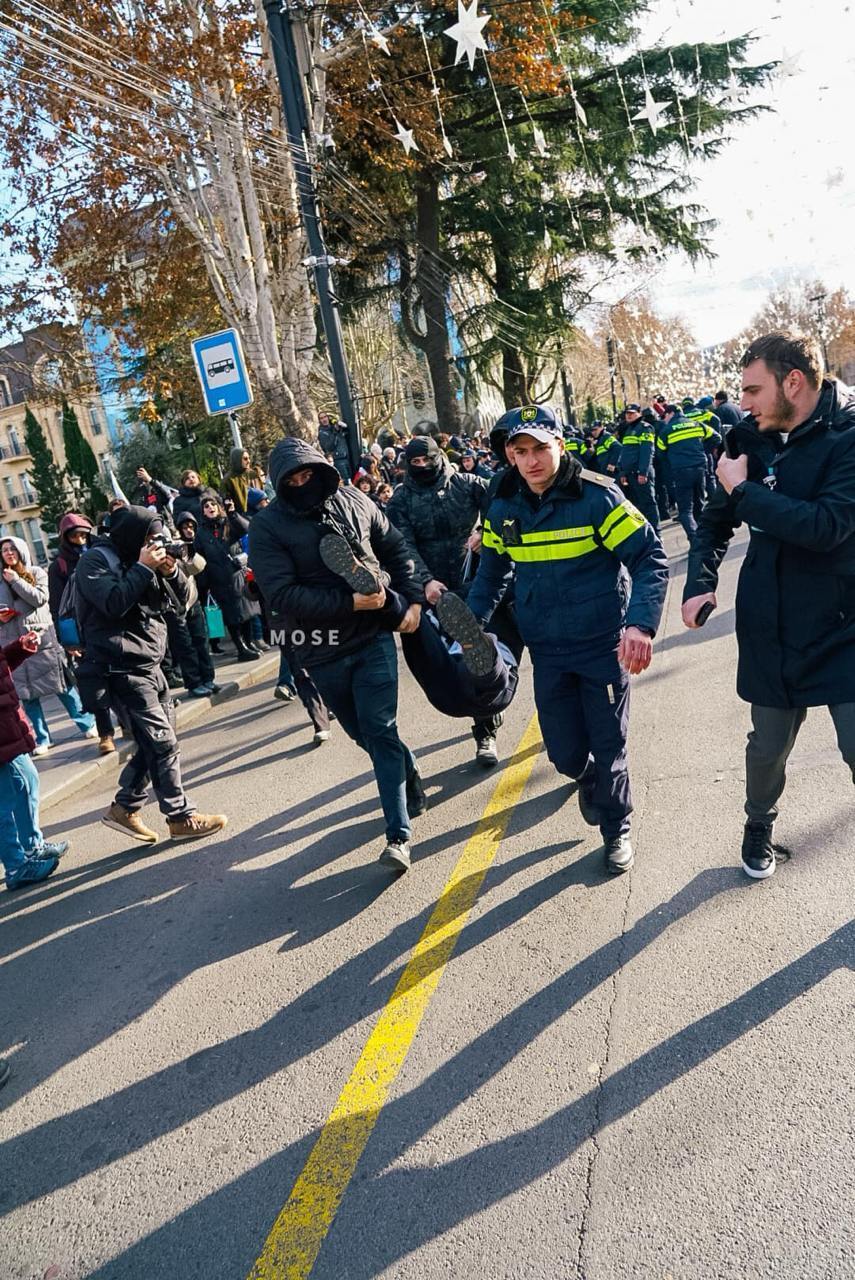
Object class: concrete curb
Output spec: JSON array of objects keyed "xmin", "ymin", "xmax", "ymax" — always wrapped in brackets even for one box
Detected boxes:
[{"xmin": 40, "ymin": 652, "xmax": 279, "ymax": 813}]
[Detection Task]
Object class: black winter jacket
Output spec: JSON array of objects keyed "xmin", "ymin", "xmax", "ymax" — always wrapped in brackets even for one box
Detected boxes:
[
  {"xmin": 173, "ymin": 483, "xmax": 221, "ymax": 525},
  {"xmin": 248, "ymin": 438, "xmax": 421, "ymax": 668},
  {"xmin": 195, "ymin": 510, "xmax": 249, "ymax": 626},
  {"xmin": 75, "ymin": 514, "xmax": 190, "ymax": 675},
  {"xmin": 684, "ymin": 381, "xmax": 855, "ymax": 707},
  {"xmin": 386, "ymin": 454, "xmax": 489, "ymax": 590}
]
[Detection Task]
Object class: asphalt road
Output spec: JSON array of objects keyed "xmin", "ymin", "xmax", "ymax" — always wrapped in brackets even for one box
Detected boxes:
[{"xmin": 1, "ymin": 521, "xmax": 853, "ymax": 1280}]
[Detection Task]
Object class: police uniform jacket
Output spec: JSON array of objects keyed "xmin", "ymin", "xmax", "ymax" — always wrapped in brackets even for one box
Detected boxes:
[
  {"xmin": 618, "ymin": 420, "xmax": 656, "ymax": 478},
  {"xmin": 656, "ymin": 411, "xmax": 720, "ymax": 472},
  {"xmin": 467, "ymin": 454, "xmax": 668, "ymax": 656},
  {"xmin": 684, "ymin": 381, "xmax": 855, "ymax": 707},
  {"xmin": 591, "ymin": 430, "xmax": 622, "ymax": 475}
]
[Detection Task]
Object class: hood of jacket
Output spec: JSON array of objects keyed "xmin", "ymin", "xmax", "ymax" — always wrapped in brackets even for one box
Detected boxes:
[
  {"xmin": 268, "ymin": 437, "xmax": 341, "ymax": 504},
  {"xmin": 106, "ymin": 504, "xmax": 163, "ymax": 563},
  {"xmin": 229, "ymin": 446, "xmax": 248, "ymax": 475},
  {"xmin": 0, "ymin": 534, "xmax": 32, "ymax": 567},
  {"xmin": 401, "ymin": 448, "xmax": 454, "ymax": 493},
  {"xmin": 174, "ymin": 510, "xmax": 198, "ymax": 534}
]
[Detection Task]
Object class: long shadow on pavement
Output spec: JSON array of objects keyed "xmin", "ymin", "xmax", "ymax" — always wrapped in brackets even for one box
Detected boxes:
[{"xmin": 69, "ymin": 866, "xmax": 841, "ymax": 1280}]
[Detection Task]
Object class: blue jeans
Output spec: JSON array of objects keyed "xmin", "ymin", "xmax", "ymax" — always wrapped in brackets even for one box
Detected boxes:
[
  {"xmin": 23, "ymin": 687, "xmax": 95, "ymax": 749},
  {"xmin": 309, "ymin": 633, "xmax": 415, "ymax": 843},
  {"xmin": 0, "ymin": 753, "xmax": 43, "ymax": 873}
]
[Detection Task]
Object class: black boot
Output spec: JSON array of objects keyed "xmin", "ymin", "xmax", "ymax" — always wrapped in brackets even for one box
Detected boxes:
[
  {"xmin": 241, "ymin": 620, "xmax": 262, "ymax": 656},
  {"xmin": 228, "ymin": 624, "xmax": 260, "ymax": 662}
]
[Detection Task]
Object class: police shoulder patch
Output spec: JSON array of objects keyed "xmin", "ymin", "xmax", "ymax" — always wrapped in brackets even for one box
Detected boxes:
[{"xmin": 579, "ymin": 467, "xmax": 616, "ymax": 489}]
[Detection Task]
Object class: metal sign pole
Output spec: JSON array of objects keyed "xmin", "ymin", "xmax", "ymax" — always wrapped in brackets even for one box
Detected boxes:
[{"xmin": 227, "ymin": 412, "xmax": 243, "ymax": 449}]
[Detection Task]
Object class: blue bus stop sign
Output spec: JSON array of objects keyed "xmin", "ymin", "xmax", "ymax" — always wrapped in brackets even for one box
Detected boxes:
[{"xmin": 191, "ymin": 328, "xmax": 254, "ymax": 415}]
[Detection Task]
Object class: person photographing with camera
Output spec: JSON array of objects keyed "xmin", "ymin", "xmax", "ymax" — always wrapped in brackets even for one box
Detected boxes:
[
  {"xmin": 75, "ymin": 505, "xmax": 227, "ymax": 845},
  {"xmin": 683, "ymin": 332, "xmax": 855, "ymax": 879}
]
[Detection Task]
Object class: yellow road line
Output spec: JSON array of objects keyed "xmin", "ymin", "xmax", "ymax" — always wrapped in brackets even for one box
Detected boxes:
[{"xmin": 247, "ymin": 714, "xmax": 542, "ymax": 1280}]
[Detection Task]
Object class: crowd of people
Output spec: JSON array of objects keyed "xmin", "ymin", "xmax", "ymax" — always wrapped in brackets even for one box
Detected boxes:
[{"xmin": 2, "ymin": 331, "xmax": 853, "ymax": 898}]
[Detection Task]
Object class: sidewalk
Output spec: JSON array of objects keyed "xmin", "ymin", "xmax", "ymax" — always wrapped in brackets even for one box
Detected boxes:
[{"xmin": 33, "ymin": 648, "xmax": 280, "ymax": 812}]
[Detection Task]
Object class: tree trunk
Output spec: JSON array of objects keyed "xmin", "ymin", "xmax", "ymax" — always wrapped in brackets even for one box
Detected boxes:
[
  {"xmin": 399, "ymin": 175, "xmax": 460, "ymax": 434},
  {"xmin": 492, "ymin": 230, "xmax": 530, "ymax": 408}
]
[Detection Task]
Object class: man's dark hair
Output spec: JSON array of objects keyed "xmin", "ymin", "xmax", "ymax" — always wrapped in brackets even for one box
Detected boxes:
[
  {"xmin": 741, "ymin": 332, "xmax": 824, "ymax": 389},
  {"xmin": 714, "ymin": 390, "xmax": 727, "ymax": 402}
]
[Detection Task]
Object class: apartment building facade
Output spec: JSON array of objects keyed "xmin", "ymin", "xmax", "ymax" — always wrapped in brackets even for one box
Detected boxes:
[{"xmin": 0, "ymin": 325, "xmax": 116, "ymax": 564}]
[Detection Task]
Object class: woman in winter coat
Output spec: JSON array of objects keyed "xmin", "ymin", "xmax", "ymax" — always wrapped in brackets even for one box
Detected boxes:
[
  {"xmin": 0, "ymin": 537, "xmax": 96, "ymax": 754},
  {"xmin": 221, "ymin": 448, "xmax": 253, "ymax": 515},
  {"xmin": 195, "ymin": 496, "xmax": 260, "ymax": 662}
]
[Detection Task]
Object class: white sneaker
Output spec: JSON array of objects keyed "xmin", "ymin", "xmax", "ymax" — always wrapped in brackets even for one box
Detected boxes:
[
  {"xmin": 313, "ymin": 729, "xmax": 331, "ymax": 745},
  {"xmin": 83, "ymin": 726, "xmax": 99, "ymax": 739},
  {"xmin": 274, "ymin": 684, "xmax": 296, "ymax": 703},
  {"xmin": 32, "ymin": 744, "xmax": 51, "ymax": 757}
]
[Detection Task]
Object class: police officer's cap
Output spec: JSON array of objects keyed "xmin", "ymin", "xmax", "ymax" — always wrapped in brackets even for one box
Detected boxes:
[{"xmin": 503, "ymin": 404, "xmax": 562, "ymax": 445}]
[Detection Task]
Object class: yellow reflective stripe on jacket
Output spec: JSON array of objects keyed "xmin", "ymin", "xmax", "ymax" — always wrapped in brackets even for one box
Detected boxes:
[
  {"xmin": 598, "ymin": 502, "xmax": 646, "ymax": 551},
  {"xmin": 504, "ymin": 537, "xmax": 598, "ymax": 562},
  {"xmin": 621, "ymin": 431, "xmax": 654, "ymax": 445},
  {"xmin": 518, "ymin": 525, "xmax": 595, "ymax": 544},
  {"xmin": 665, "ymin": 426, "xmax": 706, "ymax": 444},
  {"xmin": 482, "ymin": 521, "xmax": 506, "ymax": 554}
]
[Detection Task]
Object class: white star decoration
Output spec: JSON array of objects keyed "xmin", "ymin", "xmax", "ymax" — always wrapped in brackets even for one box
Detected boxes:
[
  {"xmin": 719, "ymin": 73, "xmax": 743, "ymax": 109},
  {"xmin": 533, "ymin": 126, "xmax": 548, "ymax": 157},
  {"xmin": 392, "ymin": 118, "xmax": 418, "ymax": 155},
  {"xmin": 824, "ymin": 167, "xmax": 845, "ymax": 190},
  {"xmin": 632, "ymin": 85, "xmax": 669, "ymax": 135},
  {"xmin": 444, "ymin": 0, "xmax": 490, "ymax": 72},
  {"xmin": 777, "ymin": 48, "xmax": 802, "ymax": 79},
  {"xmin": 370, "ymin": 27, "xmax": 391, "ymax": 55}
]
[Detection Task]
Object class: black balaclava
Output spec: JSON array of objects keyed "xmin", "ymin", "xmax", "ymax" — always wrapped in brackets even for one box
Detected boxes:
[
  {"xmin": 405, "ymin": 436, "xmax": 441, "ymax": 486},
  {"xmin": 108, "ymin": 505, "xmax": 163, "ymax": 564},
  {"xmin": 283, "ymin": 467, "xmax": 331, "ymax": 513}
]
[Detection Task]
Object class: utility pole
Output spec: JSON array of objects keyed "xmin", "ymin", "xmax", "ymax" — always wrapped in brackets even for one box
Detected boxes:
[
  {"xmin": 605, "ymin": 334, "xmax": 618, "ymax": 419},
  {"xmin": 261, "ymin": 0, "xmax": 362, "ymax": 474},
  {"xmin": 560, "ymin": 365, "xmax": 576, "ymax": 427}
]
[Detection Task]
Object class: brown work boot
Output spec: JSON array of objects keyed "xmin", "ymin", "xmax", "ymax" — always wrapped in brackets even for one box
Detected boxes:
[
  {"xmin": 167, "ymin": 812, "xmax": 228, "ymax": 841},
  {"xmin": 102, "ymin": 803, "xmax": 158, "ymax": 844},
  {"xmin": 98, "ymin": 735, "xmax": 116, "ymax": 755}
]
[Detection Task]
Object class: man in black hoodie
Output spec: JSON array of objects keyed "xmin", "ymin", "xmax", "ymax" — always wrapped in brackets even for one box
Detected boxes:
[
  {"xmin": 249, "ymin": 438, "xmax": 424, "ymax": 872},
  {"xmin": 76, "ymin": 505, "xmax": 227, "ymax": 846}
]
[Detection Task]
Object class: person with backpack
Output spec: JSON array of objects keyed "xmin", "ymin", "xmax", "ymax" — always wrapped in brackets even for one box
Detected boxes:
[
  {"xmin": 0, "ymin": 537, "xmax": 97, "ymax": 756},
  {"xmin": 48, "ymin": 512, "xmax": 117, "ymax": 754},
  {"xmin": 74, "ymin": 505, "xmax": 227, "ymax": 844}
]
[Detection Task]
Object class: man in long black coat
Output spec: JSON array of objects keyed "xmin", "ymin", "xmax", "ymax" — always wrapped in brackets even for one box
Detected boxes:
[{"xmin": 683, "ymin": 332, "xmax": 855, "ymax": 880}]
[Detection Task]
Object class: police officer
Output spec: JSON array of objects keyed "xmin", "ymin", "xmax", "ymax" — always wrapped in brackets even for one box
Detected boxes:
[
  {"xmin": 467, "ymin": 405, "xmax": 668, "ymax": 873},
  {"xmin": 618, "ymin": 404, "xmax": 660, "ymax": 531},
  {"xmin": 588, "ymin": 420, "xmax": 622, "ymax": 476},
  {"xmin": 656, "ymin": 402, "xmax": 721, "ymax": 543},
  {"xmin": 683, "ymin": 396, "xmax": 724, "ymax": 495}
]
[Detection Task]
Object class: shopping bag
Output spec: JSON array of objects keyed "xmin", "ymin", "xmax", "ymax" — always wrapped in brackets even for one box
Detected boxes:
[{"xmin": 203, "ymin": 595, "xmax": 225, "ymax": 639}]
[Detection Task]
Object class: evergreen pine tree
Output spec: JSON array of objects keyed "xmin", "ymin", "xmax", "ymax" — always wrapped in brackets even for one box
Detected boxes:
[
  {"xmin": 23, "ymin": 406, "xmax": 69, "ymax": 542},
  {"xmin": 61, "ymin": 400, "xmax": 102, "ymax": 519}
]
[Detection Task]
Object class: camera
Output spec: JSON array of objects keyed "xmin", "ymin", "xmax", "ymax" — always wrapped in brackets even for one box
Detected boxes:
[{"xmin": 149, "ymin": 533, "xmax": 187, "ymax": 559}]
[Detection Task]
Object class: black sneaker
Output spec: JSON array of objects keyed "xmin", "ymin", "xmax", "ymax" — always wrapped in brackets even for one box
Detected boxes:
[
  {"xmin": 379, "ymin": 838, "xmax": 411, "ymax": 872},
  {"xmin": 319, "ymin": 533, "xmax": 381, "ymax": 595},
  {"xmin": 435, "ymin": 592, "xmax": 496, "ymax": 679},
  {"xmin": 406, "ymin": 773, "xmax": 427, "ymax": 818},
  {"xmin": 741, "ymin": 821, "xmax": 776, "ymax": 879},
  {"xmin": 604, "ymin": 834, "xmax": 634, "ymax": 875}
]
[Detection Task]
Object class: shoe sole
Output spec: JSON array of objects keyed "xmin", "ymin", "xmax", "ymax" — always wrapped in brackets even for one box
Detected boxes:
[
  {"xmin": 379, "ymin": 849, "xmax": 411, "ymax": 872},
  {"xmin": 476, "ymin": 751, "xmax": 498, "ymax": 768},
  {"xmin": 741, "ymin": 858, "xmax": 776, "ymax": 879},
  {"xmin": 435, "ymin": 592, "xmax": 495, "ymax": 678},
  {"xmin": 101, "ymin": 815, "xmax": 158, "ymax": 844},
  {"xmin": 169, "ymin": 819, "xmax": 228, "ymax": 842},
  {"xmin": 319, "ymin": 534, "xmax": 380, "ymax": 595}
]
